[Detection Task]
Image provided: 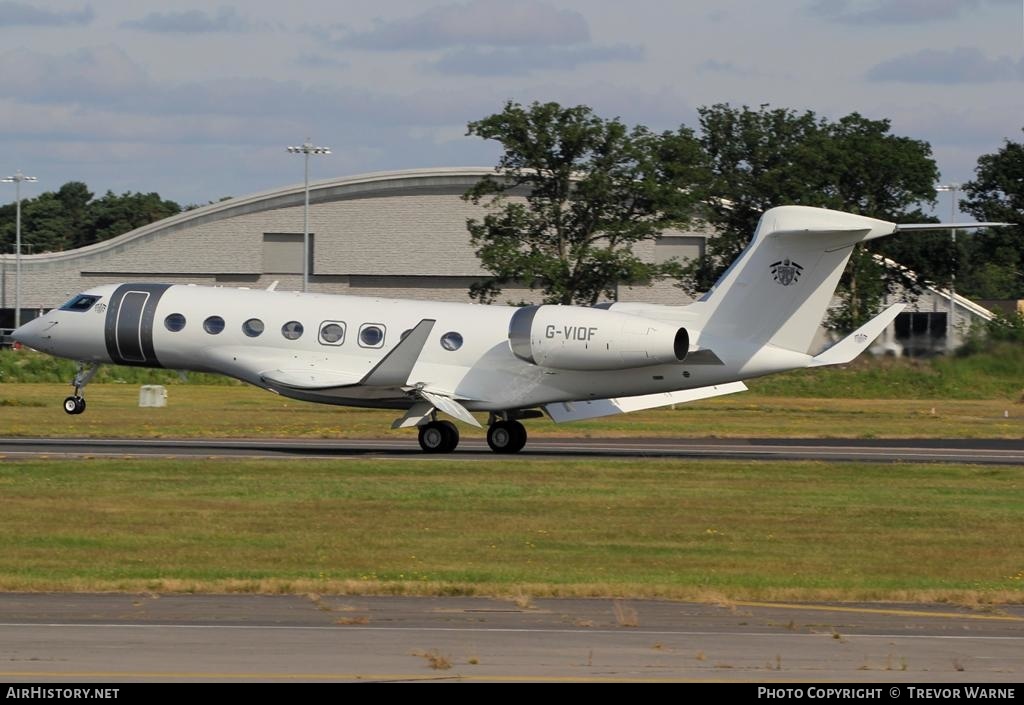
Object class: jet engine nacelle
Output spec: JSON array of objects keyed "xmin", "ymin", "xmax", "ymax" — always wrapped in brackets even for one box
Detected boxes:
[{"xmin": 508, "ymin": 305, "xmax": 689, "ymax": 371}]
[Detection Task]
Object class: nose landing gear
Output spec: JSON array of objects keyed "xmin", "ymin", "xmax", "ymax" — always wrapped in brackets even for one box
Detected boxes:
[
  {"xmin": 63, "ymin": 395, "xmax": 86, "ymax": 415},
  {"xmin": 63, "ymin": 363, "xmax": 99, "ymax": 415}
]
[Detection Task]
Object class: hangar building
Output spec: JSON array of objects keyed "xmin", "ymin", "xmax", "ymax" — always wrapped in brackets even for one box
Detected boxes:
[
  {"xmin": 0, "ymin": 166, "xmax": 991, "ymax": 353},
  {"xmin": 0, "ymin": 167, "xmax": 704, "ymax": 319}
]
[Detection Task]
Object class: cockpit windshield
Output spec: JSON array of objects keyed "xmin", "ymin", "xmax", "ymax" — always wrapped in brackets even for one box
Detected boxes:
[{"xmin": 60, "ymin": 294, "xmax": 101, "ymax": 312}]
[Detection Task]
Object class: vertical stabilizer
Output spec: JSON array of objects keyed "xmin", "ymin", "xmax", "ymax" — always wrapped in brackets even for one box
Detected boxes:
[{"xmin": 698, "ymin": 206, "xmax": 897, "ymax": 355}]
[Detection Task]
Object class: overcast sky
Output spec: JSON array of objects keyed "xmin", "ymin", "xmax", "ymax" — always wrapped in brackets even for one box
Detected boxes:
[{"xmin": 1, "ymin": 0, "xmax": 1021, "ymax": 213}]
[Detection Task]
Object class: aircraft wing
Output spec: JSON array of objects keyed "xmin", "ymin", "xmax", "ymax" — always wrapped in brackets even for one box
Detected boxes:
[
  {"xmin": 260, "ymin": 368, "xmax": 365, "ymax": 389},
  {"xmin": 258, "ymin": 318, "xmax": 437, "ymax": 390},
  {"xmin": 544, "ymin": 381, "xmax": 748, "ymax": 423}
]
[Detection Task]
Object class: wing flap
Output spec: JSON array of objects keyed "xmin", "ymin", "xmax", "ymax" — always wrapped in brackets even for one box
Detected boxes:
[{"xmin": 419, "ymin": 390, "xmax": 482, "ymax": 427}]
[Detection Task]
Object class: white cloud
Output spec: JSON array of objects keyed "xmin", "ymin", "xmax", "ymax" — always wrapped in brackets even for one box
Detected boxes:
[
  {"xmin": 867, "ymin": 47, "xmax": 1024, "ymax": 84},
  {"xmin": 294, "ymin": 53, "xmax": 350, "ymax": 69},
  {"xmin": 430, "ymin": 44, "xmax": 643, "ymax": 76},
  {"xmin": 0, "ymin": 1, "xmax": 93, "ymax": 27},
  {"xmin": 122, "ymin": 6, "xmax": 252, "ymax": 33},
  {"xmin": 809, "ymin": 0, "xmax": 977, "ymax": 25},
  {"xmin": 696, "ymin": 59, "xmax": 762, "ymax": 78},
  {"xmin": 0, "ymin": 46, "xmax": 147, "ymax": 102},
  {"xmin": 343, "ymin": 0, "xmax": 589, "ymax": 49}
]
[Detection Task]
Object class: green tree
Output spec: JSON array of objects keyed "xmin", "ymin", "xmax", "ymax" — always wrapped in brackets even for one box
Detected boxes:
[
  {"xmin": 690, "ymin": 104, "xmax": 938, "ymax": 331},
  {"xmin": 464, "ymin": 101, "xmax": 707, "ymax": 305},
  {"xmin": 85, "ymin": 190, "xmax": 181, "ymax": 246},
  {"xmin": 1, "ymin": 182, "xmax": 181, "ymax": 253},
  {"xmin": 960, "ymin": 129, "xmax": 1024, "ymax": 300}
]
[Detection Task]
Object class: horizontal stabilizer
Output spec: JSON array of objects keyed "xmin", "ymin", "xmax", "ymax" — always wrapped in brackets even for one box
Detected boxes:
[
  {"xmin": 809, "ymin": 303, "xmax": 905, "ymax": 368},
  {"xmin": 545, "ymin": 381, "xmax": 747, "ymax": 423},
  {"xmin": 895, "ymin": 222, "xmax": 1009, "ymax": 232},
  {"xmin": 419, "ymin": 390, "xmax": 482, "ymax": 427},
  {"xmin": 260, "ymin": 368, "xmax": 363, "ymax": 390},
  {"xmin": 770, "ymin": 227, "xmax": 871, "ymax": 240}
]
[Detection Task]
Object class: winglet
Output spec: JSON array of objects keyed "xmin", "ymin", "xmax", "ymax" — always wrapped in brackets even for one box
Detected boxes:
[
  {"xmin": 809, "ymin": 303, "xmax": 904, "ymax": 367},
  {"xmin": 360, "ymin": 319, "xmax": 435, "ymax": 386}
]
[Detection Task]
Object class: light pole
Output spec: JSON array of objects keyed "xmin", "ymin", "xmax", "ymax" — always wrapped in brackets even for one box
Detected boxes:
[
  {"xmin": 286, "ymin": 139, "xmax": 330, "ymax": 293},
  {"xmin": 2, "ymin": 170, "xmax": 38, "ymax": 328},
  {"xmin": 936, "ymin": 183, "xmax": 960, "ymax": 351}
]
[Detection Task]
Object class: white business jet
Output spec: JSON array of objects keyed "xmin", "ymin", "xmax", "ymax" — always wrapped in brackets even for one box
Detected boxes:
[{"xmin": 12, "ymin": 205, "xmax": 1000, "ymax": 453}]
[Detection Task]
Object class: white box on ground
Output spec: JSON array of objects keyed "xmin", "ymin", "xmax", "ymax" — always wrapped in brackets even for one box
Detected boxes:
[{"xmin": 139, "ymin": 385, "xmax": 168, "ymax": 408}]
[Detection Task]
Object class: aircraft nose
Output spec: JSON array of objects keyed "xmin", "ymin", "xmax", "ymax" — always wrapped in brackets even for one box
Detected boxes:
[{"xmin": 11, "ymin": 317, "xmax": 56, "ymax": 352}]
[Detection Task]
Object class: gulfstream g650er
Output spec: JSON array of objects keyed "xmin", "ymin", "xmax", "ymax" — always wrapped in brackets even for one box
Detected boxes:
[{"xmin": 12, "ymin": 205, "xmax": 998, "ymax": 453}]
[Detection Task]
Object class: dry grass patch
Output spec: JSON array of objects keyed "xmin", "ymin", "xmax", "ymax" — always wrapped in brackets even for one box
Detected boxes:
[{"xmin": 414, "ymin": 650, "xmax": 453, "ymax": 670}]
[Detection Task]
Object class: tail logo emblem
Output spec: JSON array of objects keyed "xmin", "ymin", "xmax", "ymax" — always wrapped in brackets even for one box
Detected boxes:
[{"xmin": 770, "ymin": 258, "xmax": 803, "ymax": 286}]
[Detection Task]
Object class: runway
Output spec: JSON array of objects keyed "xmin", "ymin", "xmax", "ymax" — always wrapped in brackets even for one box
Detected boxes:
[
  {"xmin": 1, "ymin": 594, "xmax": 1022, "ymax": 682},
  {"xmin": 1, "ymin": 436, "xmax": 1023, "ymax": 464}
]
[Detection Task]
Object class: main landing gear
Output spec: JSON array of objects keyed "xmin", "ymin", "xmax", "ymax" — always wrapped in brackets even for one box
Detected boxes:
[
  {"xmin": 414, "ymin": 414, "xmax": 529, "ymax": 454},
  {"xmin": 486, "ymin": 419, "xmax": 527, "ymax": 454},
  {"xmin": 63, "ymin": 363, "xmax": 99, "ymax": 415},
  {"xmin": 418, "ymin": 420, "xmax": 460, "ymax": 453}
]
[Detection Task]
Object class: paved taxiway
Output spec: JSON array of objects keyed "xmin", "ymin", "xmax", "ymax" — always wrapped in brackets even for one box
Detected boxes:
[
  {"xmin": 2, "ymin": 436, "xmax": 1023, "ymax": 464},
  {"xmin": 1, "ymin": 594, "xmax": 1021, "ymax": 682}
]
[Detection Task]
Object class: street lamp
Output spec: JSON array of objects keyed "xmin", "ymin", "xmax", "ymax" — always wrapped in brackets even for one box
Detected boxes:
[
  {"xmin": 936, "ymin": 183, "xmax": 961, "ymax": 351},
  {"xmin": 286, "ymin": 139, "xmax": 330, "ymax": 293},
  {"xmin": 2, "ymin": 170, "xmax": 38, "ymax": 328}
]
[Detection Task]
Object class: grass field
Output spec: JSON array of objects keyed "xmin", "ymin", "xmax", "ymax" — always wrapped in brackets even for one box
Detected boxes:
[
  {"xmin": 3, "ymin": 343, "xmax": 1024, "ymax": 440},
  {"xmin": 0, "ymin": 456, "xmax": 1021, "ymax": 603},
  {"xmin": 1, "ymin": 383, "xmax": 1022, "ymax": 440},
  {"xmin": 2, "ymin": 348, "xmax": 1022, "ymax": 604}
]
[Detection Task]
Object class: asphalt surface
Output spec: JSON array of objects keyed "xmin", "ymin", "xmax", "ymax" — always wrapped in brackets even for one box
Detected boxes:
[
  {"xmin": 0, "ymin": 594, "xmax": 1021, "ymax": 682},
  {"xmin": 2, "ymin": 436, "xmax": 1024, "ymax": 464}
]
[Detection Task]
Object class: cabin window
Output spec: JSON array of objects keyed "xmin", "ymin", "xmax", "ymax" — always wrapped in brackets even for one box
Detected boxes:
[
  {"xmin": 242, "ymin": 318, "xmax": 264, "ymax": 338},
  {"xmin": 281, "ymin": 321, "xmax": 304, "ymax": 340},
  {"xmin": 60, "ymin": 295, "xmax": 100, "ymax": 312},
  {"xmin": 318, "ymin": 321, "xmax": 346, "ymax": 346},
  {"xmin": 203, "ymin": 316, "xmax": 225, "ymax": 335},
  {"xmin": 164, "ymin": 313, "xmax": 187, "ymax": 332},
  {"xmin": 359, "ymin": 324, "xmax": 385, "ymax": 348},
  {"xmin": 440, "ymin": 331, "xmax": 463, "ymax": 351}
]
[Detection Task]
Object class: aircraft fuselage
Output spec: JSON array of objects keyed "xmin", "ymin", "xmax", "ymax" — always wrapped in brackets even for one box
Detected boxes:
[{"xmin": 14, "ymin": 282, "xmax": 745, "ymax": 411}]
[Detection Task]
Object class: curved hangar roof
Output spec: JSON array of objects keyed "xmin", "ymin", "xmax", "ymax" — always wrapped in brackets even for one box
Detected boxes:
[
  {"xmin": 4, "ymin": 168, "xmax": 509, "ymax": 307},
  {"xmin": 4, "ymin": 166, "xmax": 706, "ymax": 310}
]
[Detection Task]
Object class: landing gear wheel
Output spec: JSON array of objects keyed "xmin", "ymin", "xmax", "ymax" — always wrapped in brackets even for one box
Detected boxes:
[
  {"xmin": 418, "ymin": 420, "xmax": 459, "ymax": 453},
  {"xmin": 63, "ymin": 396, "xmax": 86, "ymax": 415},
  {"xmin": 63, "ymin": 363, "xmax": 99, "ymax": 416},
  {"xmin": 487, "ymin": 420, "xmax": 527, "ymax": 454}
]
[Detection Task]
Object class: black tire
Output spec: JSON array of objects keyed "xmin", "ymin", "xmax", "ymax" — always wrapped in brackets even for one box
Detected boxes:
[
  {"xmin": 437, "ymin": 420, "xmax": 460, "ymax": 452},
  {"xmin": 487, "ymin": 420, "xmax": 527, "ymax": 454},
  {"xmin": 64, "ymin": 396, "xmax": 85, "ymax": 415},
  {"xmin": 418, "ymin": 421, "xmax": 459, "ymax": 453}
]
